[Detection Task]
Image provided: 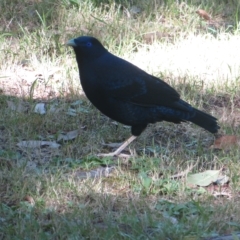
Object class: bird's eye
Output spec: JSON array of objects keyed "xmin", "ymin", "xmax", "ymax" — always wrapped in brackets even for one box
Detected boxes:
[{"xmin": 86, "ymin": 42, "xmax": 92, "ymax": 47}]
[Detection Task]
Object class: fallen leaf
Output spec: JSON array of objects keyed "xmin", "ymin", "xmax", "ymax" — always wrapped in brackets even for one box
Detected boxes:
[
  {"xmin": 57, "ymin": 129, "xmax": 80, "ymax": 142},
  {"xmin": 130, "ymin": 5, "xmax": 142, "ymax": 15},
  {"xmin": 213, "ymin": 192, "xmax": 232, "ymax": 199},
  {"xmin": 70, "ymin": 100, "xmax": 83, "ymax": 106},
  {"xmin": 34, "ymin": 103, "xmax": 46, "ymax": 115},
  {"xmin": 23, "ymin": 196, "xmax": 35, "ymax": 205},
  {"xmin": 163, "ymin": 215, "xmax": 178, "ymax": 225},
  {"xmin": 72, "ymin": 166, "xmax": 115, "ymax": 179},
  {"xmin": 215, "ymin": 175, "xmax": 229, "ymax": 185},
  {"xmin": 49, "ymin": 104, "xmax": 64, "ymax": 114},
  {"xmin": 186, "ymin": 170, "xmax": 220, "ymax": 187},
  {"xmin": 48, "ymin": 103, "xmax": 57, "ymax": 113},
  {"xmin": 17, "ymin": 140, "xmax": 60, "ymax": 149},
  {"xmin": 211, "ymin": 135, "xmax": 239, "ymax": 150},
  {"xmin": 66, "ymin": 108, "xmax": 77, "ymax": 116},
  {"xmin": 7, "ymin": 100, "xmax": 29, "ymax": 113},
  {"xmin": 205, "ymin": 180, "xmax": 230, "ymax": 195},
  {"xmin": 7, "ymin": 101, "xmax": 17, "ymax": 111},
  {"xmin": 142, "ymin": 31, "xmax": 170, "ymax": 44},
  {"xmin": 196, "ymin": 9, "xmax": 211, "ymax": 21},
  {"xmin": 204, "ymin": 232, "xmax": 240, "ymax": 240},
  {"xmin": 67, "ymin": 101, "xmax": 89, "ymax": 116}
]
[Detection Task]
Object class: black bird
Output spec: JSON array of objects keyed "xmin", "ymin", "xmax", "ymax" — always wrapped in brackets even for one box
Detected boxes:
[{"xmin": 67, "ymin": 36, "xmax": 219, "ymax": 156}]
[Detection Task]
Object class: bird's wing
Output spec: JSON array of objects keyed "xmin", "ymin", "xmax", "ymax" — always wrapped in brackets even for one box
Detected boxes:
[
  {"xmin": 108, "ymin": 75, "xmax": 191, "ymax": 112},
  {"xmin": 103, "ymin": 68, "xmax": 181, "ymax": 108},
  {"xmin": 94, "ymin": 53, "xmax": 190, "ymax": 111},
  {"xmin": 129, "ymin": 75, "xmax": 180, "ymax": 106}
]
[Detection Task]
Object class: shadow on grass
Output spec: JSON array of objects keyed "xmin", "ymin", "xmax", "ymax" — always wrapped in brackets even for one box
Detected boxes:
[{"xmin": 1, "ymin": 85, "xmax": 240, "ymax": 239}]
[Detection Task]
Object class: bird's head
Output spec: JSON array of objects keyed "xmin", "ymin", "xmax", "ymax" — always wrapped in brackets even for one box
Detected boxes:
[{"xmin": 67, "ymin": 36, "xmax": 107, "ymax": 64}]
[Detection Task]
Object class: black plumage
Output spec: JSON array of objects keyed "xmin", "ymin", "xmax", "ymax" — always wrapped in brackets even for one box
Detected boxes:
[{"xmin": 67, "ymin": 36, "xmax": 219, "ymax": 156}]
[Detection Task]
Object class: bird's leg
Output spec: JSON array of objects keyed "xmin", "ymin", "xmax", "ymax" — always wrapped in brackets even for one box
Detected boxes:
[{"xmin": 97, "ymin": 135, "xmax": 137, "ymax": 157}]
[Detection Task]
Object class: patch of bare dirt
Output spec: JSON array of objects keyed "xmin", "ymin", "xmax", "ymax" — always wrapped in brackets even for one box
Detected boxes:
[{"xmin": 0, "ymin": 65, "xmax": 78, "ymax": 100}]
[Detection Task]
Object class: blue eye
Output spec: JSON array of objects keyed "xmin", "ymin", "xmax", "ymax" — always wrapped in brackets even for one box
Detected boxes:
[{"xmin": 86, "ymin": 42, "xmax": 92, "ymax": 47}]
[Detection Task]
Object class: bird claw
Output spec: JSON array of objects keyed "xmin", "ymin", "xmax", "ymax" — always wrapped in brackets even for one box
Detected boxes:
[{"xmin": 97, "ymin": 136, "xmax": 137, "ymax": 158}]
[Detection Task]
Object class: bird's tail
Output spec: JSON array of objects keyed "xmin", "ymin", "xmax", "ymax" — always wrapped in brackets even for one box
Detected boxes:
[{"xmin": 190, "ymin": 109, "xmax": 219, "ymax": 133}]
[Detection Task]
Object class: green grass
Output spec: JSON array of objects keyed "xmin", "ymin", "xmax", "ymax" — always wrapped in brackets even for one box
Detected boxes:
[{"xmin": 1, "ymin": 0, "xmax": 240, "ymax": 239}]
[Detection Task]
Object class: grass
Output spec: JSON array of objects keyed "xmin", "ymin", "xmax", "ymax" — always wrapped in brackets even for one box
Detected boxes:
[{"xmin": 1, "ymin": 0, "xmax": 240, "ymax": 239}]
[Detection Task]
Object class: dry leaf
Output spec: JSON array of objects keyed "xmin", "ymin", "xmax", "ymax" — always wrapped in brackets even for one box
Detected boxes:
[
  {"xmin": 186, "ymin": 170, "xmax": 221, "ymax": 187},
  {"xmin": 142, "ymin": 31, "xmax": 171, "ymax": 44},
  {"xmin": 130, "ymin": 6, "xmax": 141, "ymax": 15},
  {"xmin": 23, "ymin": 195, "xmax": 35, "ymax": 205},
  {"xmin": 66, "ymin": 108, "xmax": 77, "ymax": 116},
  {"xmin": 205, "ymin": 181, "xmax": 231, "ymax": 198},
  {"xmin": 7, "ymin": 100, "xmax": 29, "ymax": 113},
  {"xmin": 17, "ymin": 140, "xmax": 60, "ymax": 149},
  {"xmin": 72, "ymin": 166, "xmax": 115, "ymax": 179},
  {"xmin": 34, "ymin": 103, "xmax": 46, "ymax": 115},
  {"xmin": 196, "ymin": 9, "xmax": 211, "ymax": 21},
  {"xmin": 57, "ymin": 129, "xmax": 80, "ymax": 142},
  {"xmin": 211, "ymin": 135, "xmax": 239, "ymax": 150},
  {"xmin": 212, "ymin": 192, "xmax": 232, "ymax": 199}
]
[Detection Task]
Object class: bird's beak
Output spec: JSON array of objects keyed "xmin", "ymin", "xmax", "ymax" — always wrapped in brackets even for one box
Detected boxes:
[{"xmin": 66, "ymin": 39, "xmax": 77, "ymax": 47}]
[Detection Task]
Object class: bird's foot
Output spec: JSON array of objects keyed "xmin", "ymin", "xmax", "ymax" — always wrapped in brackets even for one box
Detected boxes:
[{"xmin": 97, "ymin": 135, "xmax": 137, "ymax": 158}]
